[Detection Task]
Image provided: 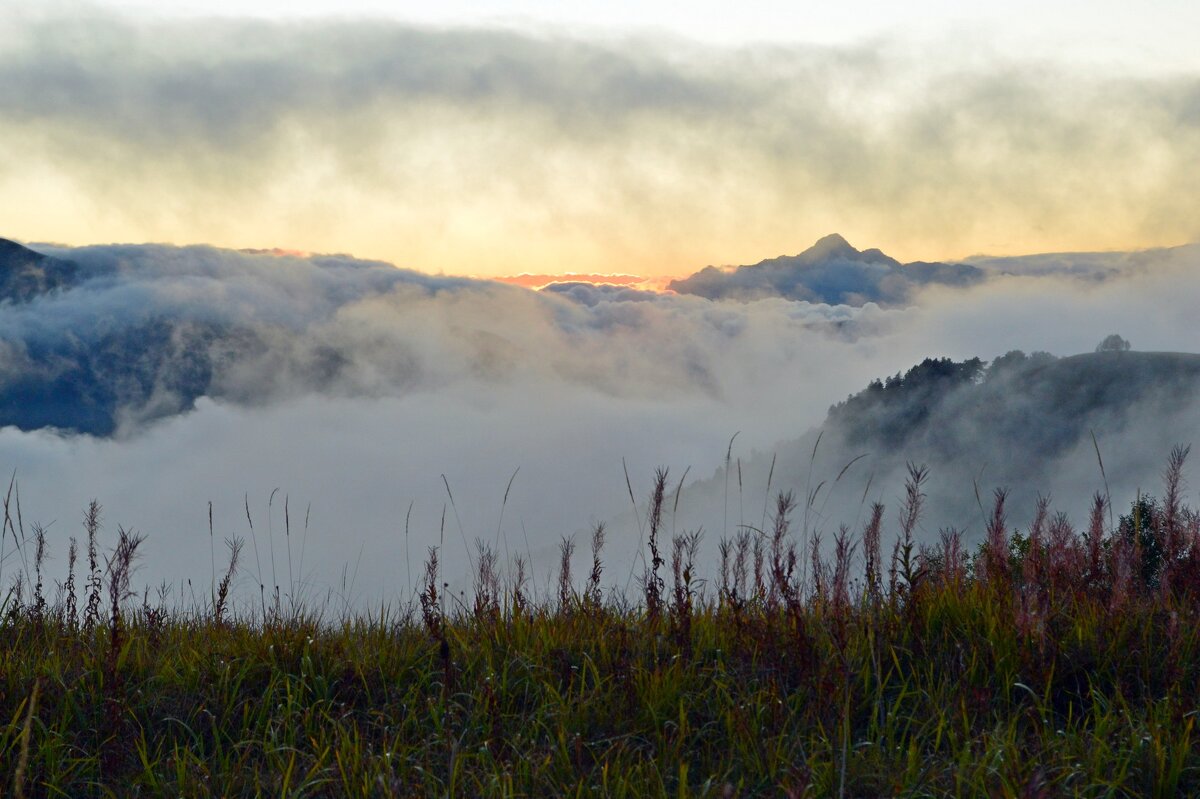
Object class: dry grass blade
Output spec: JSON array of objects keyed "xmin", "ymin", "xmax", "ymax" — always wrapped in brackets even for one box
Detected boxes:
[
  {"xmin": 623, "ymin": 457, "xmax": 647, "ymax": 594},
  {"xmin": 441, "ymin": 474, "xmax": 475, "ymax": 574},
  {"xmin": 208, "ymin": 500, "xmax": 216, "ymax": 602},
  {"xmin": 1091, "ymin": 430, "xmax": 1114, "ymax": 531},
  {"xmin": 244, "ymin": 493, "xmax": 264, "ymax": 616},
  {"xmin": 267, "ymin": 488, "xmax": 280, "ymax": 610},
  {"xmin": 759, "ymin": 453, "xmax": 776, "ymax": 546},
  {"xmin": 404, "ymin": 499, "xmax": 414, "ymax": 601},
  {"xmin": 3, "ymin": 472, "xmax": 28, "ymax": 575},
  {"xmin": 818, "ymin": 452, "xmax": 869, "ymax": 525},
  {"xmin": 857, "ymin": 470, "xmax": 875, "ymax": 519},
  {"xmin": 834, "ymin": 453, "xmax": 868, "ymax": 485},
  {"xmin": 803, "ymin": 430, "xmax": 823, "ymax": 537},
  {"xmin": 496, "ymin": 467, "xmax": 520, "ymax": 579},
  {"xmin": 0, "ymin": 470, "xmax": 12, "ymax": 591},
  {"xmin": 737, "ymin": 457, "xmax": 743, "ymax": 532},
  {"xmin": 586, "ymin": 523, "xmax": 606, "ymax": 609},
  {"xmin": 671, "ymin": 465, "xmax": 691, "ymax": 537},
  {"xmin": 723, "ymin": 431, "xmax": 740, "ymax": 541},
  {"xmin": 12, "ymin": 678, "xmax": 39, "ymax": 799}
]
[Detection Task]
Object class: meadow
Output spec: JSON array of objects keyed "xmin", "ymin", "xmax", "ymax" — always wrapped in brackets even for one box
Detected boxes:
[{"xmin": 2, "ymin": 449, "xmax": 1200, "ymax": 797}]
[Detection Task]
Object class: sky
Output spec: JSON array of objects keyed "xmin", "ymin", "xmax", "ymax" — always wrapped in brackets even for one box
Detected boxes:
[
  {"xmin": 2, "ymin": 0, "xmax": 1200, "ymax": 278},
  {"xmin": 2, "ymin": 1, "xmax": 1200, "ymax": 607}
]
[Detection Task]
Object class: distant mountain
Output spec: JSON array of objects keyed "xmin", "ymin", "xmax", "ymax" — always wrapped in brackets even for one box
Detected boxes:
[
  {"xmin": 0, "ymin": 238, "xmax": 80, "ymax": 303},
  {"xmin": 0, "ymin": 239, "xmax": 473, "ymax": 437},
  {"xmin": 0, "ymin": 240, "xmax": 231, "ymax": 435},
  {"xmin": 667, "ymin": 234, "xmax": 984, "ymax": 305},
  {"xmin": 826, "ymin": 350, "xmax": 1200, "ymax": 464}
]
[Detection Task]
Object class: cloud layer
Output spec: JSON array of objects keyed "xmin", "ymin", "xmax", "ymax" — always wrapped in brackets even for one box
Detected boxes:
[
  {"xmin": 2, "ymin": 8, "xmax": 1200, "ymax": 275},
  {"xmin": 3, "ymin": 238, "xmax": 1200, "ymax": 606}
]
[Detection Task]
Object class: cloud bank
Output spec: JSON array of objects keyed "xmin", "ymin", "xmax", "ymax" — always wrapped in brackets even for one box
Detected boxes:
[
  {"xmin": 3, "ymin": 238, "xmax": 1200, "ymax": 606},
  {"xmin": 2, "ymin": 7, "xmax": 1200, "ymax": 275}
]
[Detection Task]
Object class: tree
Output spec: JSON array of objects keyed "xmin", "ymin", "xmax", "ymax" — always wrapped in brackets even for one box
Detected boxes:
[
  {"xmin": 1095, "ymin": 334, "xmax": 1131, "ymax": 353},
  {"xmin": 1117, "ymin": 495, "xmax": 1164, "ymax": 590}
]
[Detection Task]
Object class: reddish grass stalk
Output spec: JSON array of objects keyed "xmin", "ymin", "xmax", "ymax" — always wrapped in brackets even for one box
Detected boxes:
[
  {"xmin": 752, "ymin": 535, "xmax": 765, "ymax": 605},
  {"xmin": 938, "ymin": 528, "xmax": 965, "ymax": 588},
  {"xmin": 84, "ymin": 500, "xmax": 103, "ymax": 630},
  {"xmin": 644, "ymin": 469, "xmax": 668, "ymax": 621},
  {"xmin": 861, "ymin": 503, "xmax": 884, "ymax": 606},
  {"xmin": 809, "ymin": 531, "xmax": 824, "ymax": 606},
  {"xmin": 768, "ymin": 492, "xmax": 798, "ymax": 608},
  {"xmin": 1085, "ymin": 493, "xmax": 1108, "ymax": 595},
  {"xmin": 585, "ymin": 523, "xmax": 606, "ymax": 612},
  {"xmin": 891, "ymin": 464, "xmax": 927, "ymax": 599},
  {"xmin": 717, "ymin": 536, "xmax": 732, "ymax": 604},
  {"xmin": 510, "ymin": 555, "xmax": 529, "ymax": 619},
  {"xmin": 1046, "ymin": 512, "xmax": 1079, "ymax": 601},
  {"xmin": 419, "ymin": 546, "xmax": 442, "ymax": 637},
  {"xmin": 831, "ymin": 525, "xmax": 855, "ymax": 615},
  {"xmin": 557, "ymin": 535, "xmax": 576, "ymax": 613},
  {"xmin": 473, "ymin": 539, "xmax": 501, "ymax": 621},
  {"xmin": 982, "ymin": 488, "xmax": 1010, "ymax": 589},
  {"xmin": 213, "ymin": 536, "xmax": 242, "ymax": 627},
  {"xmin": 64, "ymin": 536, "xmax": 78, "ymax": 629},
  {"xmin": 31, "ymin": 522, "xmax": 46, "ymax": 625},
  {"xmin": 1023, "ymin": 495, "xmax": 1050, "ymax": 592},
  {"xmin": 670, "ymin": 530, "xmax": 701, "ymax": 656},
  {"xmin": 1161, "ymin": 444, "xmax": 1190, "ymax": 592}
]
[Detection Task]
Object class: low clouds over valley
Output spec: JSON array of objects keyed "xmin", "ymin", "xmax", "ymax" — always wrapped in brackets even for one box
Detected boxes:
[{"xmin": 2, "ymin": 235, "xmax": 1200, "ymax": 602}]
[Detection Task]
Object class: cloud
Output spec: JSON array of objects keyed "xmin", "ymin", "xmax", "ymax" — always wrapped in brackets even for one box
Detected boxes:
[
  {"xmin": 0, "ymin": 240, "xmax": 901, "ymax": 602},
  {"xmin": 2, "ymin": 8, "xmax": 1200, "ymax": 274},
  {"xmin": 3, "ymin": 238, "xmax": 1200, "ymax": 606},
  {"xmin": 676, "ymin": 351, "xmax": 1200, "ymax": 553},
  {"xmin": 967, "ymin": 243, "xmax": 1200, "ymax": 281}
]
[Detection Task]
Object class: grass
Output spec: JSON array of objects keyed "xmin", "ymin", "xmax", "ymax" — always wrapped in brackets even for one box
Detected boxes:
[{"xmin": 2, "ymin": 449, "xmax": 1200, "ymax": 796}]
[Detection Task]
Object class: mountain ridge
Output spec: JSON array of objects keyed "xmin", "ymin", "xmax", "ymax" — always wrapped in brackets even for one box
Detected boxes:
[
  {"xmin": 680, "ymin": 348, "xmax": 1200, "ymax": 539},
  {"xmin": 0, "ymin": 237, "xmax": 80, "ymax": 303},
  {"xmin": 667, "ymin": 234, "xmax": 984, "ymax": 305}
]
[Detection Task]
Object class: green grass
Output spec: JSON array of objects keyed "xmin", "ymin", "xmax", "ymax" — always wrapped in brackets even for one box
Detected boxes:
[{"xmin": 3, "ymin": 452, "xmax": 1200, "ymax": 797}]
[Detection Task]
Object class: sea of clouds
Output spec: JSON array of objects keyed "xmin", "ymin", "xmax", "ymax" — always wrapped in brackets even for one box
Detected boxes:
[{"xmin": 2, "ymin": 240, "xmax": 1200, "ymax": 607}]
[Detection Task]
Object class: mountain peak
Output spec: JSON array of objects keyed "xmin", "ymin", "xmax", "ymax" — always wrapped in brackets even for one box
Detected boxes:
[
  {"xmin": 800, "ymin": 233, "xmax": 857, "ymax": 261},
  {"xmin": 0, "ymin": 237, "xmax": 39, "ymax": 258}
]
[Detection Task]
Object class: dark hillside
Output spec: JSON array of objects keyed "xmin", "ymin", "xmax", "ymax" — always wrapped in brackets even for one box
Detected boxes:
[
  {"xmin": 0, "ymin": 238, "xmax": 80, "ymax": 303},
  {"xmin": 683, "ymin": 349, "xmax": 1200, "ymax": 537},
  {"xmin": 828, "ymin": 350, "xmax": 1200, "ymax": 462}
]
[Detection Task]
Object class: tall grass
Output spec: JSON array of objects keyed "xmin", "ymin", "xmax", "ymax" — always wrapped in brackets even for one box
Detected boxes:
[{"xmin": 2, "ymin": 448, "xmax": 1200, "ymax": 796}]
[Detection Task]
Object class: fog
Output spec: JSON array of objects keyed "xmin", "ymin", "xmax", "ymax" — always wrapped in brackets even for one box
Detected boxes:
[{"xmin": 2, "ymin": 241, "xmax": 1200, "ymax": 608}]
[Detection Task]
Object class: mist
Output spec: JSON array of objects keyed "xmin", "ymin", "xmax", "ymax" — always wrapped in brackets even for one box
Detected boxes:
[{"xmin": 2, "ymin": 239, "xmax": 1200, "ymax": 607}]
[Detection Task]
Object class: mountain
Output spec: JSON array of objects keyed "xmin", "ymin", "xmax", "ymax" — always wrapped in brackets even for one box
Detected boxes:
[
  {"xmin": 0, "ymin": 240, "xmax": 464, "ymax": 437},
  {"xmin": 667, "ymin": 233, "xmax": 984, "ymax": 305},
  {"xmin": 0, "ymin": 238, "xmax": 80, "ymax": 303},
  {"xmin": 682, "ymin": 349, "xmax": 1200, "ymax": 539},
  {"xmin": 0, "ymin": 240, "xmax": 231, "ymax": 435},
  {"xmin": 826, "ymin": 350, "xmax": 1200, "ymax": 463}
]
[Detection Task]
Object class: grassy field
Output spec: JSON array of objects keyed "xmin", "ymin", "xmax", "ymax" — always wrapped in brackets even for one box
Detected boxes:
[{"xmin": 2, "ymin": 451, "xmax": 1200, "ymax": 797}]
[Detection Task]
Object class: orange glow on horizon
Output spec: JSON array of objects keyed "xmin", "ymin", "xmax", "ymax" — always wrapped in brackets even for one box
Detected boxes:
[
  {"xmin": 492, "ymin": 273, "xmax": 677, "ymax": 292},
  {"xmin": 239, "ymin": 247, "xmax": 312, "ymax": 258}
]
